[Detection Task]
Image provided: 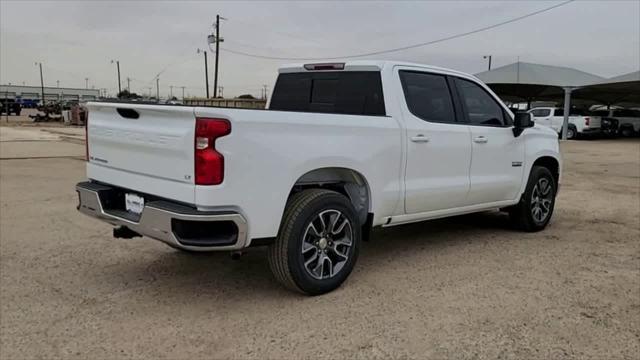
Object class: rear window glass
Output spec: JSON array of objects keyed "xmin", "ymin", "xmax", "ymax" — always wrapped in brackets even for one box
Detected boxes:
[
  {"xmin": 270, "ymin": 71, "xmax": 386, "ymax": 116},
  {"xmin": 554, "ymin": 108, "xmax": 587, "ymax": 116}
]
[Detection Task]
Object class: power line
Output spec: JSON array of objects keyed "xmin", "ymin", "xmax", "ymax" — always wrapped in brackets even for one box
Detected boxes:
[{"xmin": 221, "ymin": 0, "xmax": 575, "ymax": 61}]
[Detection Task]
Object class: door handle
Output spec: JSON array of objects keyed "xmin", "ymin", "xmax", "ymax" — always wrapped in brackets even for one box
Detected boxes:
[
  {"xmin": 410, "ymin": 134, "xmax": 430, "ymax": 143},
  {"xmin": 410, "ymin": 135, "xmax": 430, "ymax": 143},
  {"xmin": 473, "ymin": 136, "xmax": 488, "ymax": 144}
]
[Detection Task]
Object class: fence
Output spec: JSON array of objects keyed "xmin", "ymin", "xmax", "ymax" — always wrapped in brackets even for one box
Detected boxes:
[{"xmin": 184, "ymin": 98, "xmax": 267, "ymax": 109}]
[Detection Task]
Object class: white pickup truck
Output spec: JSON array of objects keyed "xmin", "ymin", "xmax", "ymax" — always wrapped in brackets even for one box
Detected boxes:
[
  {"xmin": 77, "ymin": 61, "xmax": 562, "ymax": 295},
  {"xmin": 528, "ymin": 107, "xmax": 602, "ymax": 139}
]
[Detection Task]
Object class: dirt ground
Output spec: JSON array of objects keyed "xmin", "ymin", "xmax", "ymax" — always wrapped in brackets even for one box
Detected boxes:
[{"xmin": 1, "ymin": 124, "xmax": 639, "ymax": 359}]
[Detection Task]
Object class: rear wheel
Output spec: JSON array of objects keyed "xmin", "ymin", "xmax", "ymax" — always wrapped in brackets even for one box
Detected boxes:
[
  {"xmin": 509, "ymin": 166, "xmax": 557, "ymax": 232},
  {"xmin": 566, "ymin": 126, "xmax": 577, "ymax": 140},
  {"xmin": 268, "ymin": 189, "xmax": 360, "ymax": 295},
  {"xmin": 620, "ymin": 126, "xmax": 634, "ymax": 137}
]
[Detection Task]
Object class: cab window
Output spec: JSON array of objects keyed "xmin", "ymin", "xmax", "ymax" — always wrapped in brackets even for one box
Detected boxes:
[
  {"xmin": 530, "ymin": 109, "xmax": 551, "ymax": 117},
  {"xmin": 399, "ymin": 71, "xmax": 457, "ymax": 124},
  {"xmin": 455, "ymin": 78, "xmax": 507, "ymax": 127}
]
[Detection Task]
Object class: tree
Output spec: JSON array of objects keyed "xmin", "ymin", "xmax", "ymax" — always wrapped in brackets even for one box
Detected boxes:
[{"xmin": 237, "ymin": 94, "xmax": 256, "ymax": 99}]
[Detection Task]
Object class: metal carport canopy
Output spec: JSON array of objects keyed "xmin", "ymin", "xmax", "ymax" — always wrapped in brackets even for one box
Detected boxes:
[
  {"xmin": 571, "ymin": 71, "xmax": 640, "ymax": 108},
  {"xmin": 475, "ymin": 61, "xmax": 606, "ymax": 139}
]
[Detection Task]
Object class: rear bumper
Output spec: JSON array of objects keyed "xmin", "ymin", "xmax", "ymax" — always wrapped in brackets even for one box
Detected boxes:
[{"xmin": 76, "ymin": 181, "xmax": 248, "ymax": 251}]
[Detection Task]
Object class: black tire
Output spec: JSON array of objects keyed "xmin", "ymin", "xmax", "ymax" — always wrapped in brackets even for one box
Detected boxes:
[
  {"xmin": 268, "ymin": 189, "xmax": 361, "ymax": 295},
  {"xmin": 566, "ymin": 125, "xmax": 577, "ymax": 140},
  {"xmin": 620, "ymin": 126, "xmax": 634, "ymax": 137},
  {"xmin": 509, "ymin": 166, "xmax": 557, "ymax": 232}
]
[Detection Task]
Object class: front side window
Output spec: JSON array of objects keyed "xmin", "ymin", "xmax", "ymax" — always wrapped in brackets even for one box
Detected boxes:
[
  {"xmin": 455, "ymin": 78, "xmax": 506, "ymax": 126},
  {"xmin": 399, "ymin": 71, "xmax": 456, "ymax": 123},
  {"xmin": 530, "ymin": 108, "xmax": 551, "ymax": 117}
]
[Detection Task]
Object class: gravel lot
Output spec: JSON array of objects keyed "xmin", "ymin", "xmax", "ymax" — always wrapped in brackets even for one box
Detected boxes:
[{"xmin": 1, "ymin": 126, "xmax": 639, "ymax": 359}]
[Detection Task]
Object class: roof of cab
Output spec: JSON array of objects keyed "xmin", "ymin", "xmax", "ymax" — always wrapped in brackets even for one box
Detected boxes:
[{"xmin": 278, "ymin": 60, "xmax": 480, "ymax": 82}]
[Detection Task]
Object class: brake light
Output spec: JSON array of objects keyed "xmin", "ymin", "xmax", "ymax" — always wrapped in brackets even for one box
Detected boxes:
[
  {"xmin": 585, "ymin": 117, "xmax": 590, "ymax": 126},
  {"xmin": 303, "ymin": 62, "xmax": 345, "ymax": 71},
  {"xmin": 194, "ymin": 118, "xmax": 231, "ymax": 185}
]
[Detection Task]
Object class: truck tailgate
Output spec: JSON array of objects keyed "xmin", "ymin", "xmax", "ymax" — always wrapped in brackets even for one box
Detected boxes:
[
  {"xmin": 86, "ymin": 102, "xmax": 196, "ymax": 203},
  {"xmin": 587, "ymin": 116, "xmax": 602, "ymax": 128}
]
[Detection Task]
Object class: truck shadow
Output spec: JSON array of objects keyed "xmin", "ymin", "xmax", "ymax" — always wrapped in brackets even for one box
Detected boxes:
[{"xmin": 106, "ymin": 211, "xmax": 520, "ymax": 299}]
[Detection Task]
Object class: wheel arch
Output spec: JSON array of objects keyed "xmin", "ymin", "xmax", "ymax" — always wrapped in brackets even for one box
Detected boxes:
[
  {"xmin": 532, "ymin": 156, "xmax": 560, "ymax": 185},
  {"xmin": 287, "ymin": 167, "xmax": 372, "ymax": 225}
]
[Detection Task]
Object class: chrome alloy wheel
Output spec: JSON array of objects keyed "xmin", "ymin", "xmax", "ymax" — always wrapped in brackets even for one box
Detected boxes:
[
  {"xmin": 301, "ymin": 209, "xmax": 353, "ymax": 280},
  {"xmin": 531, "ymin": 177, "xmax": 553, "ymax": 223}
]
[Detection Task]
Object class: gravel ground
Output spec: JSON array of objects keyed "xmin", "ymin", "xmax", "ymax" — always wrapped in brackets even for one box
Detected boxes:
[{"xmin": 1, "ymin": 128, "xmax": 639, "ymax": 359}]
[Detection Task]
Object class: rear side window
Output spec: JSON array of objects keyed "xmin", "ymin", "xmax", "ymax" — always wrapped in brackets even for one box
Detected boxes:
[
  {"xmin": 270, "ymin": 71, "xmax": 385, "ymax": 116},
  {"xmin": 614, "ymin": 109, "xmax": 640, "ymax": 117},
  {"xmin": 399, "ymin": 71, "xmax": 456, "ymax": 123},
  {"xmin": 455, "ymin": 78, "xmax": 506, "ymax": 127},
  {"xmin": 530, "ymin": 109, "xmax": 551, "ymax": 117}
]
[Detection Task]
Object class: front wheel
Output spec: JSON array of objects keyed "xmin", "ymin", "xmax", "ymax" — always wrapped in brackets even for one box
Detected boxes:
[
  {"xmin": 268, "ymin": 189, "xmax": 361, "ymax": 295},
  {"xmin": 509, "ymin": 166, "xmax": 557, "ymax": 232}
]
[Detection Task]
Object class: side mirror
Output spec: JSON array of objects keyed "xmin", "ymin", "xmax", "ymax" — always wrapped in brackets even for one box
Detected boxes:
[{"xmin": 513, "ymin": 112, "xmax": 534, "ymax": 137}]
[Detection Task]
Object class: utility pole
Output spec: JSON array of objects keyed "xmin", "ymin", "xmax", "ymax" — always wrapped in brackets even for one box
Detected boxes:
[
  {"xmin": 5, "ymin": 90, "xmax": 8, "ymax": 122},
  {"xmin": 213, "ymin": 14, "xmax": 225, "ymax": 98},
  {"xmin": 218, "ymin": 86, "xmax": 224, "ymax": 98},
  {"xmin": 35, "ymin": 62, "xmax": 45, "ymax": 105},
  {"xmin": 170, "ymin": 85, "xmax": 174, "ymax": 98},
  {"xmin": 262, "ymin": 84, "xmax": 268, "ymax": 100},
  {"xmin": 57, "ymin": 80, "xmax": 60, "ymax": 88},
  {"xmin": 483, "ymin": 55, "xmax": 492, "ymax": 71},
  {"xmin": 181, "ymin": 86, "xmax": 186, "ymax": 100},
  {"xmin": 197, "ymin": 49, "xmax": 210, "ymax": 98},
  {"xmin": 111, "ymin": 60, "xmax": 122, "ymax": 94},
  {"xmin": 85, "ymin": 78, "xmax": 89, "ymax": 89},
  {"xmin": 156, "ymin": 77, "xmax": 160, "ymax": 101},
  {"xmin": 126, "ymin": 77, "xmax": 131, "ymax": 91}
]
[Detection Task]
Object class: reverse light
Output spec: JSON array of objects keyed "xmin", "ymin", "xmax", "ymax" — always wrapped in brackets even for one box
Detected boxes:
[
  {"xmin": 194, "ymin": 118, "xmax": 231, "ymax": 185},
  {"xmin": 585, "ymin": 117, "xmax": 590, "ymax": 126}
]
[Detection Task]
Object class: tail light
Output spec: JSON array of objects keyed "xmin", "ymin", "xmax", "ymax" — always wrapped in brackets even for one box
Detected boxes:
[
  {"xmin": 194, "ymin": 118, "xmax": 231, "ymax": 185},
  {"xmin": 585, "ymin": 117, "xmax": 590, "ymax": 126}
]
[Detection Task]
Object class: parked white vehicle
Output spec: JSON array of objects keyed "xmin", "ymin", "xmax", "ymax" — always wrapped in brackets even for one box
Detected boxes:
[
  {"xmin": 591, "ymin": 108, "xmax": 640, "ymax": 137},
  {"xmin": 77, "ymin": 61, "xmax": 562, "ymax": 295},
  {"xmin": 528, "ymin": 107, "xmax": 601, "ymax": 139}
]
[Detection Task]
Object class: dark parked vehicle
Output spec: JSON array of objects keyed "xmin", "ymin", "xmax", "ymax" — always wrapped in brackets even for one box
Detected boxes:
[
  {"xmin": 600, "ymin": 117, "xmax": 619, "ymax": 137},
  {"xmin": 0, "ymin": 99, "xmax": 21, "ymax": 116}
]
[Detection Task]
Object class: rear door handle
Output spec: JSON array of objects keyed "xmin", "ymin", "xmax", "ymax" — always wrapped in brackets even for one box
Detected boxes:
[
  {"xmin": 473, "ymin": 136, "xmax": 488, "ymax": 144},
  {"xmin": 410, "ymin": 134, "xmax": 430, "ymax": 143}
]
